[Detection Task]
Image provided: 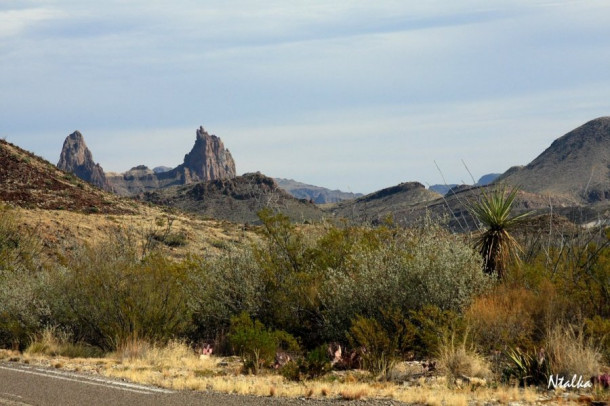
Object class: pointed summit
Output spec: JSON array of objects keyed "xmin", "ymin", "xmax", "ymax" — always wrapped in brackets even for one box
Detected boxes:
[
  {"xmin": 57, "ymin": 131, "xmax": 111, "ymax": 191},
  {"xmin": 181, "ymin": 126, "xmax": 236, "ymax": 182}
]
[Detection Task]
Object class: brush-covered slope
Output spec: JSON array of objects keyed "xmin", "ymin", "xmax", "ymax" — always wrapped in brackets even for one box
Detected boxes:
[
  {"xmin": 498, "ymin": 117, "xmax": 610, "ymax": 203},
  {"xmin": 1, "ymin": 138, "xmax": 259, "ymax": 260},
  {"xmin": 329, "ymin": 181, "xmax": 441, "ymax": 224},
  {"xmin": 1, "ymin": 139, "xmax": 133, "ymax": 214},
  {"xmin": 140, "ymin": 172, "xmax": 325, "ymax": 224}
]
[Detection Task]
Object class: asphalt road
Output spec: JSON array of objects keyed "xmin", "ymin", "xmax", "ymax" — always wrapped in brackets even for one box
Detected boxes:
[
  {"xmin": 0, "ymin": 362, "xmax": 301, "ymax": 406},
  {"xmin": 0, "ymin": 362, "xmax": 404, "ymax": 406}
]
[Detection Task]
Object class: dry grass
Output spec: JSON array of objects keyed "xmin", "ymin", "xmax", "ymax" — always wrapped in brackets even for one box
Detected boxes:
[
  {"xmin": 14, "ymin": 206, "xmax": 258, "ymax": 262},
  {"xmin": 437, "ymin": 334, "xmax": 491, "ymax": 384},
  {"xmin": 545, "ymin": 324, "xmax": 602, "ymax": 379},
  {"xmin": 25, "ymin": 327, "xmax": 104, "ymax": 358},
  {"xmin": 5, "ymin": 341, "xmax": 569, "ymax": 405}
]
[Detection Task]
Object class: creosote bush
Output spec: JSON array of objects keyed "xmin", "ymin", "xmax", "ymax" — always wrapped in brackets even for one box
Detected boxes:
[{"xmin": 228, "ymin": 312, "xmax": 299, "ymax": 374}]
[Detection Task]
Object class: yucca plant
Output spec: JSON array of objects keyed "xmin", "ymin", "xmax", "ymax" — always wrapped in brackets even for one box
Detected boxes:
[{"xmin": 469, "ymin": 187, "xmax": 530, "ymax": 279}]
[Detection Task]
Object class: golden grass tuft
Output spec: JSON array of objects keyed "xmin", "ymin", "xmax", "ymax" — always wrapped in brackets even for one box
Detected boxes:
[
  {"xmin": 340, "ymin": 385, "xmax": 368, "ymax": 400},
  {"xmin": 545, "ymin": 324, "xmax": 601, "ymax": 379},
  {"xmin": 437, "ymin": 334, "xmax": 491, "ymax": 384}
]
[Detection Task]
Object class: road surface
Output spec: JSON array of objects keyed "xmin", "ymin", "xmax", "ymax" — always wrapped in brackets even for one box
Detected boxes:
[{"xmin": 0, "ymin": 362, "xmax": 403, "ymax": 405}]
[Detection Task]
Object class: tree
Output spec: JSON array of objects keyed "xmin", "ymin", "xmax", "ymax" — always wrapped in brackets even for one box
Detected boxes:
[{"xmin": 469, "ymin": 187, "xmax": 530, "ymax": 279}]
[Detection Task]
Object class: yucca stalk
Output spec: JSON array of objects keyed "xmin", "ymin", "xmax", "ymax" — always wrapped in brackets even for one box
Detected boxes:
[{"xmin": 469, "ymin": 187, "xmax": 530, "ymax": 279}]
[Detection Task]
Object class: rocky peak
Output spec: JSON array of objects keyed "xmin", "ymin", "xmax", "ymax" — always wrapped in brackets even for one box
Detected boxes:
[
  {"xmin": 57, "ymin": 131, "xmax": 111, "ymax": 191},
  {"xmin": 181, "ymin": 126, "xmax": 236, "ymax": 182}
]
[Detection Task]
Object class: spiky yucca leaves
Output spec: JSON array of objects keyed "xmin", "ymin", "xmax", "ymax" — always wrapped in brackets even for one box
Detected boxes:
[{"xmin": 470, "ymin": 187, "xmax": 530, "ymax": 279}]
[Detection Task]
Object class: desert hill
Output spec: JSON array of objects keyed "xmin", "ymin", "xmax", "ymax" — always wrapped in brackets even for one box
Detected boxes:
[
  {"xmin": 328, "ymin": 181, "xmax": 441, "ymax": 224},
  {"xmin": 140, "ymin": 172, "xmax": 326, "ymax": 224},
  {"xmin": 275, "ymin": 178, "xmax": 362, "ymax": 203},
  {"xmin": 1, "ymin": 139, "xmax": 132, "ymax": 214},
  {"xmin": 497, "ymin": 117, "xmax": 610, "ymax": 203},
  {"xmin": 0, "ymin": 138, "xmax": 257, "ymax": 260}
]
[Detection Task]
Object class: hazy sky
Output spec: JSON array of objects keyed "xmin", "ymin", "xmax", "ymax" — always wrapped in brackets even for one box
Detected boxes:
[{"xmin": 2, "ymin": 1, "xmax": 610, "ymax": 193}]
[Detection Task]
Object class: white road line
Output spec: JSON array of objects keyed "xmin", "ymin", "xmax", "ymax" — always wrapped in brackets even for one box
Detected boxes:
[{"xmin": 0, "ymin": 365, "xmax": 173, "ymax": 395}]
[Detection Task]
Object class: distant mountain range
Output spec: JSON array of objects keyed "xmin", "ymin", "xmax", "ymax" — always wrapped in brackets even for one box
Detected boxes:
[
  {"xmin": 275, "ymin": 178, "xmax": 362, "ymax": 204},
  {"xmin": 428, "ymin": 173, "xmax": 501, "ymax": 196},
  {"xmin": 3, "ymin": 116, "xmax": 608, "ymax": 229}
]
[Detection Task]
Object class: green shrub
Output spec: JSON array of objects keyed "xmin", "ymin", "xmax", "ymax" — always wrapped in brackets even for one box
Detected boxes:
[
  {"xmin": 49, "ymin": 234, "xmax": 192, "ymax": 350},
  {"xmin": 347, "ymin": 316, "xmax": 400, "ymax": 378},
  {"xmin": 186, "ymin": 248, "xmax": 263, "ymax": 341},
  {"xmin": 228, "ymin": 312, "xmax": 299, "ymax": 374}
]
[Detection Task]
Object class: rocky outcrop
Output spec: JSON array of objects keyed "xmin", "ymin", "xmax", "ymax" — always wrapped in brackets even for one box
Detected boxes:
[
  {"xmin": 107, "ymin": 126, "xmax": 236, "ymax": 196},
  {"xmin": 57, "ymin": 131, "xmax": 111, "ymax": 191},
  {"xmin": 139, "ymin": 172, "xmax": 325, "ymax": 224},
  {"xmin": 178, "ymin": 126, "xmax": 236, "ymax": 183}
]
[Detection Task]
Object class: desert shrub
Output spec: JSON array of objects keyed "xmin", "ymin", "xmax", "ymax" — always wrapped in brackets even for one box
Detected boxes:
[
  {"xmin": 584, "ymin": 316, "xmax": 610, "ymax": 363},
  {"xmin": 465, "ymin": 283, "xmax": 565, "ymax": 353},
  {"xmin": 514, "ymin": 226, "xmax": 610, "ymax": 320},
  {"xmin": 186, "ymin": 248, "xmax": 264, "ymax": 341},
  {"xmin": 302, "ymin": 344, "xmax": 332, "ymax": 378},
  {"xmin": 0, "ymin": 205, "xmax": 42, "ymax": 273},
  {"xmin": 346, "ymin": 315, "xmax": 405, "ymax": 378},
  {"xmin": 280, "ymin": 344, "xmax": 332, "ymax": 381},
  {"xmin": 437, "ymin": 333, "xmax": 492, "ymax": 385},
  {"xmin": 407, "ymin": 305, "xmax": 464, "ymax": 358},
  {"xmin": 228, "ymin": 312, "xmax": 299, "ymax": 374},
  {"xmin": 253, "ymin": 209, "xmax": 324, "ymax": 343},
  {"xmin": 49, "ymin": 234, "xmax": 192, "ymax": 350},
  {"xmin": 0, "ymin": 268, "xmax": 51, "ymax": 349},
  {"xmin": 320, "ymin": 222, "xmax": 490, "ymax": 343},
  {"xmin": 0, "ymin": 207, "xmax": 48, "ymax": 348}
]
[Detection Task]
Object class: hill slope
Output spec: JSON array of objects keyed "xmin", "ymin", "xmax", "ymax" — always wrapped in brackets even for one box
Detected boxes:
[
  {"xmin": 140, "ymin": 173, "xmax": 326, "ymax": 224},
  {"xmin": 1, "ymin": 139, "xmax": 133, "ymax": 214},
  {"xmin": 328, "ymin": 181, "xmax": 441, "ymax": 224},
  {"xmin": 497, "ymin": 117, "xmax": 610, "ymax": 203}
]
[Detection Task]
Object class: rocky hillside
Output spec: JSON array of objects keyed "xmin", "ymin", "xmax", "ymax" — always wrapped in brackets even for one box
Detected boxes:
[
  {"xmin": 497, "ymin": 117, "xmax": 610, "ymax": 203},
  {"xmin": 140, "ymin": 172, "xmax": 325, "ymax": 224},
  {"xmin": 275, "ymin": 178, "xmax": 362, "ymax": 204},
  {"xmin": 1, "ymin": 139, "xmax": 133, "ymax": 214},
  {"xmin": 57, "ymin": 131, "xmax": 112, "ymax": 191},
  {"xmin": 329, "ymin": 181, "xmax": 441, "ymax": 224}
]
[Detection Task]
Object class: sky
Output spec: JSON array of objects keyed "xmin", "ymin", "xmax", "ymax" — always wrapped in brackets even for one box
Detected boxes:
[{"xmin": 2, "ymin": 1, "xmax": 610, "ymax": 194}]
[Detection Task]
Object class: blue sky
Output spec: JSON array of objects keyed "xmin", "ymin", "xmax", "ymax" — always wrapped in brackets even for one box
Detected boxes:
[{"xmin": 2, "ymin": 1, "xmax": 610, "ymax": 193}]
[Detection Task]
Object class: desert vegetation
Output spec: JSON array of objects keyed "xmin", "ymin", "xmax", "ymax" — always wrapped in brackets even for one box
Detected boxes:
[{"xmin": 0, "ymin": 199, "xmax": 609, "ymax": 404}]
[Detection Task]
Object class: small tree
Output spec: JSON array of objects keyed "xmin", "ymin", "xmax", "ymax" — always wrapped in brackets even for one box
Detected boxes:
[{"xmin": 469, "ymin": 187, "xmax": 530, "ymax": 279}]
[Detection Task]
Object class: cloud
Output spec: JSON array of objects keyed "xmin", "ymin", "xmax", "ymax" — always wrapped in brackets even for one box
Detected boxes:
[{"xmin": 0, "ymin": 7, "xmax": 64, "ymax": 38}]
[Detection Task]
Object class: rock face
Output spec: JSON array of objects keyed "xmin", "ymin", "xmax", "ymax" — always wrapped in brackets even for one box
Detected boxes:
[
  {"xmin": 498, "ymin": 117, "xmax": 610, "ymax": 203},
  {"xmin": 180, "ymin": 126, "xmax": 236, "ymax": 183},
  {"xmin": 107, "ymin": 126, "xmax": 236, "ymax": 195},
  {"xmin": 57, "ymin": 131, "xmax": 111, "ymax": 191}
]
